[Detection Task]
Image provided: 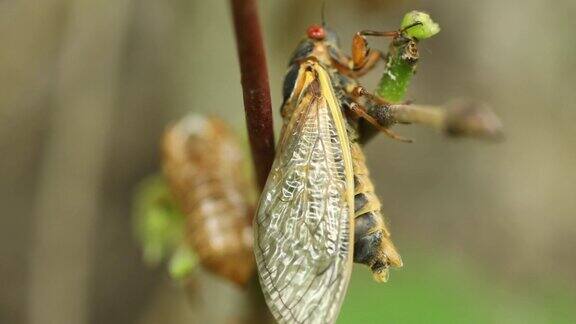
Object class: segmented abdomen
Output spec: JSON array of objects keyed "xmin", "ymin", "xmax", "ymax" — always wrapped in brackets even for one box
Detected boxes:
[
  {"xmin": 350, "ymin": 142, "xmax": 403, "ymax": 282},
  {"xmin": 162, "ymin": 115, "xmax": 254, "ymax": 286}
]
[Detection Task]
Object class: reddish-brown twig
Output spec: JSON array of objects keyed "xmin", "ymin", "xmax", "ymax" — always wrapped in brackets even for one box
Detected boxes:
[
  {"xmin": 230, "ymin": 1, "xmax": 275, "ymax": 322},
  {"xmin": 230, "ymin": 0, "xmax": 275, "ymax": 191}
]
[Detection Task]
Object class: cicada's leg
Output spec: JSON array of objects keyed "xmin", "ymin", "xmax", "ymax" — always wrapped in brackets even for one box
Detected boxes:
[
  {"xmin": 337, "ymin": 29, "xmax": 404, "ymax": 78},
  {"xmin": 329, "ymin": 32, "xmax": 385, "ymax": 78},
  {"xmin": 348, "ymin": 101, "xmax": 413, "ymax": 143},
  {"xmin": 352, "ymin": 85, "xmax": 413, "ymax": 107},
  {"xmin": 346, "ymin": 85, "xmax": 414, "ymax": 143},
  {"xmin": 349, "ymin": 32, "xmax": 385, "ymax": 76},
  {"xmin": 351, "ymin": 85, "xmax": 389, "ymax": 105}
]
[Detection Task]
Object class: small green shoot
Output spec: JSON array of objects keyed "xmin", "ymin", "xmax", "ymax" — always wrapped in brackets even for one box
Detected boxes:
[
  {"xmin": 375, "ymin": 10, "xmax": 440, "ymax": 103},
  {"xmin": 401, "ymin": 11, "xmax": 441, "ymax": 40}
]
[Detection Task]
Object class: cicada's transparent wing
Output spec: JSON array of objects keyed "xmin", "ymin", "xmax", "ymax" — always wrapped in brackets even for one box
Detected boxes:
[{"xmin": 254, "ymin": 62, "xmax": 354, "ymax": 324}]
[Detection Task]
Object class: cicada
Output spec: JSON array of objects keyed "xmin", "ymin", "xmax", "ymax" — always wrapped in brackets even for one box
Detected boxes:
[
  {"xmin": 254, "ymin": 24, "xmax": 418, "ymax": 323},
  {"xmin": 162, "ymin": 115, "xmax": 255, "ymax": 286}
]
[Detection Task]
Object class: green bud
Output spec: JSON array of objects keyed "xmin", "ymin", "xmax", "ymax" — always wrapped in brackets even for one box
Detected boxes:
[{"xmin": 401, "ymin": 11, "xmax": 440, "ymax": 40}]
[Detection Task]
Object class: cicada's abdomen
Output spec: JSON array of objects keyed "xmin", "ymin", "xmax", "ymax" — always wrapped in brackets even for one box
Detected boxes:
[
  {"xmin": 162, "ymin": 115, "xmax": 255, "ymax": 286},
  {"xmin": 350, "ymin": 142, "xmax": 403, "ymax": 282}
]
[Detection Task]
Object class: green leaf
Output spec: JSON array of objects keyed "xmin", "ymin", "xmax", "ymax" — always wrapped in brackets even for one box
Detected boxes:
[
  {"xmin": 168, "ymin": 244, "xmax": 198, "ymax": 280},
  {"xmin": 133, "ymin": 175, "xmax": 185, "ymax": 265}
]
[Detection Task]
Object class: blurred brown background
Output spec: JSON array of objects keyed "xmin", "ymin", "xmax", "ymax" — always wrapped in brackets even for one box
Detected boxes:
[{"xmin": 1, "ymin": 0, "xmax": 575, "ymax": 323}]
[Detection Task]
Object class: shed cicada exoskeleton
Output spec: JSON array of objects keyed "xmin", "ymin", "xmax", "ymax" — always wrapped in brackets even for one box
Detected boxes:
[
  {"xmin": 254, "ymin": 24, "xmax": 418, "ymax": 323},
  {"xmin": 162, "ymin": 115, "xmax": 255, "ymax": 286}
]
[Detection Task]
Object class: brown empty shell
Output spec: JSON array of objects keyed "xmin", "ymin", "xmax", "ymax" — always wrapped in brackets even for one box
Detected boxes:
[{"xmin": 162, "ymin": 115, "xmax": 255, "ymax": 286}]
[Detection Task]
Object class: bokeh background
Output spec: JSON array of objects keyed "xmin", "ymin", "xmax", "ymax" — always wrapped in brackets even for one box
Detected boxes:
[{"xmin": 2, "ymin": 0, "xmax": 575, "ymax": 323}]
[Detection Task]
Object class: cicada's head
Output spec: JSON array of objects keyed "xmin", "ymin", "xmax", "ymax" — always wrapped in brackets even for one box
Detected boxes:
[
  {"xmin": 306, "ymin": 24, "xmax": 326, "ymax": 41},
  {"xmin": 288, "ymin": 24, "xmax": 343, "ymax": 67}
]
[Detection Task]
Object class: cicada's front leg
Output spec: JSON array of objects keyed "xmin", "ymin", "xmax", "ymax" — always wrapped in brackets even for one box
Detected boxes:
[
  {"xmin": 354, "ymin": 23, "xmax": 422, "ymax": 69},
  {"xmin": 334, "ymin": 29, "xmax": 401, "ymax": 78},
  {"xmin": 329, "ymin": 32, "xmax": 384, "ymax": 78},
  {"xmin": 349, "ymin": 31, "xmax": 389, "ymax": 76}
]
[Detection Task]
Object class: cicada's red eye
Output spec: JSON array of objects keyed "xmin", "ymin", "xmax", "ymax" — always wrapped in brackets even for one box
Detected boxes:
[{"xmin": 307, "ymin": 24, "xmax": 326, "ymax": 40}]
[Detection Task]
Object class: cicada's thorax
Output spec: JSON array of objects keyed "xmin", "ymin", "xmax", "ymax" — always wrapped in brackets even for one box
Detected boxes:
[{"xmin": 162, "ymin": 116, "xmax": 254, "ymax": 286}]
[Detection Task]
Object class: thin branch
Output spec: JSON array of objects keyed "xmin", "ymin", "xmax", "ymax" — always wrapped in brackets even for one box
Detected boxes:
[
  {"xmin": 361, "ymin": 99, "xmax": 503, "ymax": 143},
  {"xmin": 388, "ymin": 104, "xmax": 444, "ymax": 127},
  {"xmin": 230, "ymin": 0, "xmax": 275, "ymax": 191},
  {"xmin": 389, "ymin": 99, "xmax": 503, "ymax": 140}
]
